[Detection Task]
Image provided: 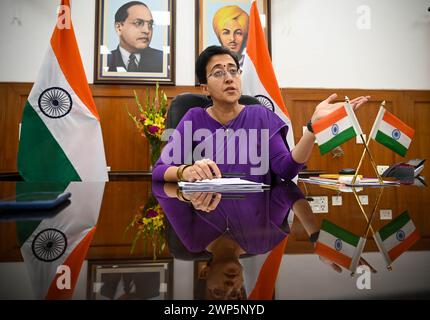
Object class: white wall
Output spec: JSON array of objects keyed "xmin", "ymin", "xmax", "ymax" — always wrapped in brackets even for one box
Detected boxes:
[
  {"xmin": 173, "ymin": 259, "xmax": 194, "ymax": 299},
  {"xmin": 272, "ymin": 0, "xmax": 430, "ymax": 89},
  {"xmin": 0, "ymin": 0, "xmax": 429, "ymax": 89},
  {"xmin": 0, "ymin": 0, "xmax": 96, "ymax": 83}
]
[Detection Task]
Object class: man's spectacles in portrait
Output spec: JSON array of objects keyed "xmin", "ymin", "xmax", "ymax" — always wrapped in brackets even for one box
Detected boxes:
[
  {"xmin": 127, "ymin": 19, "xmax": 154, "ymax": 30},
  {"xmin": 207, "ymin": 67, "xmax": 242, "ymax": 80}
]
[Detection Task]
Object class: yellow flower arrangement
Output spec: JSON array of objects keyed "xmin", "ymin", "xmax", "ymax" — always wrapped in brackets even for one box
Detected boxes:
[
  {"xmin": 128, "ymin": 83, "xmax": 168, "ymax": 167},
  {"xmin": 126, "ymin": 195, "xmax": 166, "ymax": 260}
]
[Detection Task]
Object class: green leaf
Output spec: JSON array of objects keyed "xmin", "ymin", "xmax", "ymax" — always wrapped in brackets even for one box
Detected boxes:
[
  {"xmin": 146, "ymin": 88, "xmax": 150, "ymax": 113},
  {"xmin": 133, "ymin": 90, "xmax": 144, "ymax": 114},
  {"xmin": 126, "ymin": 107, "xmax": 140, "ymax": 127},
  {"xmin": 130, "ymin": 231, "xmax": 141, "ymax": 254}
]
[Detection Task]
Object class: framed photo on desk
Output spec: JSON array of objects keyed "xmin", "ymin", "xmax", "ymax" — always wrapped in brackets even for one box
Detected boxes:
[
  {"xmin": 94, "ymin": 0, "xmax": 175, "ymax": 84},
  {"xmin": 87, "ymin": 259, "xmax": 173, "ymax": 300}
]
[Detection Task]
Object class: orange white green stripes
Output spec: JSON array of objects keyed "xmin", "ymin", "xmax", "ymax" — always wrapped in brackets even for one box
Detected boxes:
[
  {"xmin": 19, "ymin": 182, "xmax": 104, "ymax": 299},
  {"xmin": 373, "ymin": 211, "xmax": 420, "ymax": 266},
  {"xmin": 315, "ymin": 219, "xmax": 366, "ymax": 272},
  {"xmin": 313, "ymin": 101, "xmax": 363, "ymax": 155},
  {"xmin": 17, "ymin": 0, "xmax": 107, "ymax": 182},
  {"xmin": 241, "ymin": 1, "xmax": 295, "ymax": 152},
  {"xmin": 370, "ymin": 106, "xmax": 415, "ymax": 157}
]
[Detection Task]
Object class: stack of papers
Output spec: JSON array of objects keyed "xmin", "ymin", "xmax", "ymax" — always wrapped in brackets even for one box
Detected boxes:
[
  {"xmin": 299, "ymin": 176, "xmax": 400, "ymax": 188},
  {"xmin": 178, "ymin": 178, "xmax": 269, "ymax": 193}
]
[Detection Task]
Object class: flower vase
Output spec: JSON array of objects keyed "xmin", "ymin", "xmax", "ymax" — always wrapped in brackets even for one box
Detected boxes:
[{"xmin": 149, "ymin": 140, "xmax": 162, "ymax": 172}]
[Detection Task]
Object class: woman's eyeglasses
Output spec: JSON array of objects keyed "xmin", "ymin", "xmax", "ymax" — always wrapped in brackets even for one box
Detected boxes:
[{"xmin": 207, "ymin": 68, "xmax": 242, "ymax": 80}]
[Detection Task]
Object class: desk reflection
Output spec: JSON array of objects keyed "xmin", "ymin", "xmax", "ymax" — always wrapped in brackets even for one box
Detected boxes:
[
  {"xmin": 153, "ymin": 181, "xmax": 311, "ymax": 299},
  {"xmin": 1, "ymin": 180, "xmax": 429, "ymax": 300}
]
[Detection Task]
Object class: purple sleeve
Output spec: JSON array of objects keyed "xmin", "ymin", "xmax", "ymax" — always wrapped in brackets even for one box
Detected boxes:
[
  {"xmin": 152, "ymin": 109, "xmax": 195, "ymax": 182},
  {"xmin": 269, "ymin": 128, "xmax": 305, "ymax": 180}
]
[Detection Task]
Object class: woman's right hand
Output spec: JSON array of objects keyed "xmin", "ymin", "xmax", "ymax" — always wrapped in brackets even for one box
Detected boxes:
[{"xmin": 182, "ymin": 159, "xmax": 222, "ymax": 182}]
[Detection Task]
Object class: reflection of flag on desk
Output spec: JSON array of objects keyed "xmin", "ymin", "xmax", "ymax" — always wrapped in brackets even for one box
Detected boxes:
[
  {"xmin": 373, "ymin": 211, "xmax": 420, "ymax": 266},
  {"xmin": 315, "ymin": 220, "xmax": 365, "ymax": 272},
  {"xmin": 369, "ymin": 106, "xmax": 414, "ymax": 157},
  {"xmin": 18, "ymin": 182, "xmax": 104, "ymax": 299},
  {"xmin": 313, "ymin": 102, "xmax": 362, "ymax": 155}
]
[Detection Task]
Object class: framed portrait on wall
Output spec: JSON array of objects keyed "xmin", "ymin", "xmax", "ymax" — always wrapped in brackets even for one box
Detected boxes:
[
  {"xmin": 87, "ymin": 259, "xmax": 173, "ymax": 300},
  {"xmin": 195, "ymin": 0, "xmax": 270, "ymax": 69},
  {"xmin": 94, "ymin": 0, "xmax": 175, "ymax": 84}
]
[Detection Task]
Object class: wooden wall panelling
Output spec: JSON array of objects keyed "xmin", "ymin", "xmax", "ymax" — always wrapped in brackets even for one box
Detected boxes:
[
  {"xmin": 0, "ymin": 83, "xmax": 31, "ymax": 173},
  {"xmin": 404, "ymin": 91, "xmax": 430, "ymax": 178},
  {"xmin": 1, "ymin": 84, "xmax": 429, "ymax": 177}
]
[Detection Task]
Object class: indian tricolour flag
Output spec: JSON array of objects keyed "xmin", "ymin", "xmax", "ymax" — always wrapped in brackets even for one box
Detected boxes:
[
  {"xmin": 18, "ymin": 182, "xmax": 105, "ymax": 299},
  {"xmin": 315, "ymin": 220, "xmax": 366, "ymax": 272},
  {"xmin": 369, "ymin": 106, "xmax": 415, "ymax": 157},
  {"xmin": 17, "ymin": 0, "xmax": 108, "ymax": 182},
  {"xmin": 373, "ymin": 211, "xmax": 420, "ymax": 267},
  {"xmin": 313, "ymin": 101, "xmax": 363, "ymax": 155},
  {"xmin": 241, "ymin": 1, "xmax": 295, "ymax": 153}
]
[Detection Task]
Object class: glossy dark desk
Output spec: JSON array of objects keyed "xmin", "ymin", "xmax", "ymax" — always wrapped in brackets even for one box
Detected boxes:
[{"xmin": 0, "ymin": 179, "xmax": 429, "ymax": 300}]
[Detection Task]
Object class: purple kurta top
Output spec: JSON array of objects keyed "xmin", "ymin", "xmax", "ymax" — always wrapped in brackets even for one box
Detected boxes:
[{"xmin": 152, "ymin": 105, "xmax": 304, "ymax": 182}]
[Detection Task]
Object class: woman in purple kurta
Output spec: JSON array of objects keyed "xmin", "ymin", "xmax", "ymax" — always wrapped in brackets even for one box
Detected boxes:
[
  {"xmin": 152, "ymin": 104, "xmax": 303, "ymax": 183},
  {"xmin": 153, "ymin": 45, "xmax": 370, "ymax": 183}
]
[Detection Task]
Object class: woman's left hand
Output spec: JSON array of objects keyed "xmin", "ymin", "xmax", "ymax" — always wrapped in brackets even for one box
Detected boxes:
[
  {"xmin": 311, "ymin": 93, "xmax": 371, "ymax": 124},
  {"xmin": 186, "ymin": 192, "xmax": 222, "ymax": 213}
]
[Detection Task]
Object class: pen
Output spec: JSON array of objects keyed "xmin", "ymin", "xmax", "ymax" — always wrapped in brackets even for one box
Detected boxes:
[{"xmin": 221, "ymin": 172, "xmax": 246, "ymax": 178}]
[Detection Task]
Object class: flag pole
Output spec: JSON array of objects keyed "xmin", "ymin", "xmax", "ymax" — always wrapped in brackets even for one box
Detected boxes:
[
  {"xmin": 363, "ymin": 188, "xmax": 390, "ymax": 271},
  {"xmin": 365, "ymin": 188, "xmax": 383, "ymax": 237},
  {"xmin": 351, "ymin": 101, "xmax": 386, "ymax": 185},
  {"xmin": 351, "ymin": 187, "xmax": 378, "ymax": 236},
  {"xmin": 350, "ymin": 187, "xmax": 383, "ymax": 276},
  {"xmin": 351, "ymin": 137, "xmax": 370, "ymax": 185},
  {"xmin": 352, "ymin": 187, "xmax": 393, "ymax": 271}
]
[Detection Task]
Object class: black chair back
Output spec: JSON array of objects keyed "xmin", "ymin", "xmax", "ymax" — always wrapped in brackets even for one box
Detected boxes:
[{"xmin": 166, "ymin": 93, "xmax": 260, "ymax": 129}]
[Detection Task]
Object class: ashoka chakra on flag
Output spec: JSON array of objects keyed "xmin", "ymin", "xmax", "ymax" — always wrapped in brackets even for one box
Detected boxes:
[
  {"xmin": 255, "ymin": 94, "xmax": 275, "ymax": 112},
  {"xmin": 38, "ymin": 87, "xmax": 73, "ymax": 119},
  {"xmin": 31, "ymin": 228, "xmax": 68, "ymax": 262}
]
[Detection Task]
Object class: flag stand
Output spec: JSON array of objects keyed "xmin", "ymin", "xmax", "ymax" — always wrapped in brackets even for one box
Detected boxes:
[
  {"xmin": 350, "ymin": 186, "xmax": 384, "ymax": 276},
  {"xmin": 351, "ymin": 100, "xmax": 386, "ymax": 186}
]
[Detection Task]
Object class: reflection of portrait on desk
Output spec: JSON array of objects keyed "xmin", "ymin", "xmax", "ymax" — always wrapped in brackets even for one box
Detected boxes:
[
  {"xmin": 153, "ymin": 181, "xmax": 305, "ymax": 299},
  {"xmin": 212, "ymin": 5, "xmax": 249, "ymax": 66},
  {"xmin": 99, "ymin": 272, "xmax": 160, "ymax": 300},
  {"xmin": 108, "ymin": 1, "xmax": 163, "ymax": 72}
]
